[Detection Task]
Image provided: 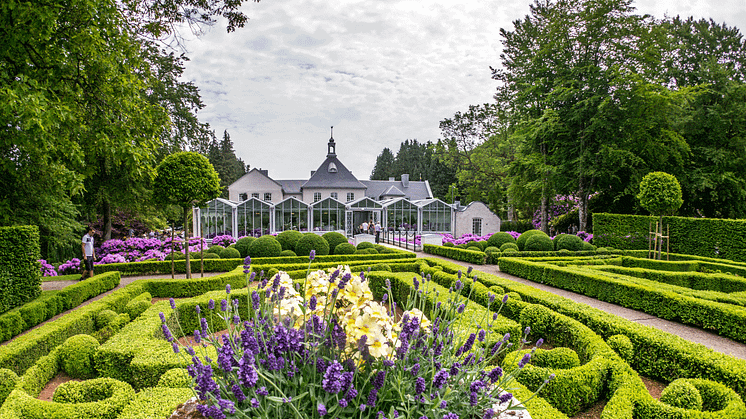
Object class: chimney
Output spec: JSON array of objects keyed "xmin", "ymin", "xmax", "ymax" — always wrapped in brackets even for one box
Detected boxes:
[
  {"xmin": 388, "ymin": 177, "xmax": 395, "ymax": 181},
  {"xmin": 401, "ymin": 174, "xmax": 409, "ymax": 188}
]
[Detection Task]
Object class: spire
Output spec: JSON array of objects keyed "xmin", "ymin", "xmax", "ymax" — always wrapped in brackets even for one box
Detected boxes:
[{"xmin": 327, "ymin": 126, "xmax": 336, "ymax": 157}]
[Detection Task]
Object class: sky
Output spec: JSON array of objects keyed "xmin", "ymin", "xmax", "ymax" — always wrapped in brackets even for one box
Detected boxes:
[{"xmin": 180, "ymin": 0, "xmax": 746, "ymax": 181}]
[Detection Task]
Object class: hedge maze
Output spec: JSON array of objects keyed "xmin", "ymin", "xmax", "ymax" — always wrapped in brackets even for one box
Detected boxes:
[{"xmin": 2, "ymin": 249, "xmax": 746, "ymax": 418}]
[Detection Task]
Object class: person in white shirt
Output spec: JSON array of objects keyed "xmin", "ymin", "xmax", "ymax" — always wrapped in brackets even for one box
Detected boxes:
[
  {"xmin": 375, "ymin": 222, "xmax": 381, "ymax": 243},
  {"xmin": 81, "ymin": 226, "xmax": 96, "ymax": 280},
  {"xmin": 361, "ymin": 221, "xmax": 369, "ymax": 234}
]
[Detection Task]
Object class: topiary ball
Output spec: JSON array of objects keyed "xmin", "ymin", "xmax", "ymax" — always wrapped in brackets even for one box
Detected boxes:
[
  {"xmin": 207, "ymin": 245, "xmax": 225, "ymax": 254},
  {"xmin": 157, "ymin": 368, "xmax": 192, "ymax": 388},
  {"xmin": 516, "ymin": 230, "xmax": 547, "ymax": 251},
  {"xmin": 295, "ymin": 233, "xmax": 330, "ymax": 257},
  {"xmin": 322, "ymin": 232, "xmax": 349, "ymax": 255},
  {"xmin": 500, "ymin": 242, "xmax": 519, "ymax": 252},
  {"xmin": 487, "ymin": 232, "xmax": 516, "ymax": 249},
  {"xmin": 170, "ymin": 252, "xmax": 186, "ymax": 260},
  {"xmin": 467, "ymin": 246, "xmax": 482, "ymax": 252},
  {"xmin": 531, "ymin": 347, "xmax": 580, "ymax": 369},
  {"xmin": 0, "ymin": 368, "xmax": 19, "ymax": 406},
  {"xmin": 59, "ymin": 334, "xmax": 100, "ymax": 378},
  {"xmin": 334, "ymin": 243, "xmax": 356, "ymax": 255},
  {"xmin": 660, "ymin": 379, "xmax": 703, "ymax": 411},
  {"xmin": 607, "ymin": 334, "xmax": 634, "ymax": 363},
  {"xmin": 95, "ymin": 309, "xmax": 118, "ymax": 329},
  {"xmin": 524, "ymin": 234, "xmax": 554, "ymax": 252},
  {"xmin": 502, "ymin": 248, "xmax": 519, "ymax": 255},
  {"xmin": 248, "ymin": 235, "xmax": 283, "ymax": 258},
  {"xmin": 443, "ymin": 242, "xmax": 455, "ymax": 247},
  {"xmin": 474, "ymin": 241, "xmax": 488, "ymax": 251},
  {"xmin": 234, "ymin": 236, "xmax": 256, "ymax": 257},
  {"xmin": 203, "ymin": 252, "xmax": 220, "ymax": 259},
  {"xmin": 357, "ymin": 242, "xmax": 375, "ymax": 250},
  {"xmin": 484, "ymin": 246, "xmax": 500, "ymax": 255},
  {"xmin": 219, "ymin": 246, "xmax": 241, "ymax": 259},
  {"xmin": 276, "ymin": 231, "xmax": 303, "ymax": 252},
  {"xmin": 581, "ymin": 241, "xmax": 596, "ymax": 251},
  {"xmin": 280, "ymin": 249, "xmax": 297, "ymax": 257},
  {"xmin": 554, "ymin": 234, "xmax": 584, "ymax": 251}
]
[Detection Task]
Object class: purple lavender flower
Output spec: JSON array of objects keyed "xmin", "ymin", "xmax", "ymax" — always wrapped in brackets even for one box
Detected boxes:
[
  {"xmin": 208, "ymin": 299, "xmax": 215, "ymax": 310},
  {"xmin": 492, "ymin": 312, "xmax": 498, "ymax": 321},
  {"xmin": 161, "ymin": 324, "xmax": 174, "ymax": 342},
  {"xmin": 169, "ymin": 298, "xmax": 176, "ymax": 309},
  {"xmin": 483, "ymin": 408, "xmax": 495, "ymax": 419},
  {"xmin": 257, "ymin": 387, "xmax": 268, "ymax": 396},
  {"xmin": 338, "ymin": 399, "xmax": 347, "ymax": 408},
  {"xmin": 232, "ymin": 384, "xmax": 246, "ymax": 403},
  {"xmin": 322, "ymin": 361, "xmax": 344, "ymax": 394},
  {"xmin": 413, "ymin": 277, "xmax": 420, "ymax": 291},
  {"xmin": 309, "ymin": 250, "xmax": 316, "ymax": 260},
  {"xmin": 499, "ymin": 393, "xmax": 513, "ymax": 404},
  {"xmin": 457, "ymin": 303, "xmax": 465, "ymax": 314},
  {"xmin": 383, "ymin": 359, "xmax": 394, "ymax": 368},
  {"xmin": 250, "ymin": 398, "xmax": 259, "ymax": 408},
  {"xmin": 502, "ymin": 294, "xmax": 509, "ymax": 304},
  {"xmin": 478, "ymin": 329, "xmax": 486, "ymax": 342},
  {"xmin": 439, "ymin": 400, "xmax": 447, "ymax": 409},
  {"xmin": 238, "ymin": 352, "xmax": 258, "ymax": 387},
  {"xmin": 488, "ymin": 366, "xmax": 503, "ymax": 383},
  {"xmin": 251, "ymin": 291, "xmax": 260, "ymax": 310},
  {"xmin": 317, "ymin": 403, "xmax": 327, "ymax": 416},
  {"xmin": 373, "ymin": 370, "xmax": 386, "ymax": 389},
  {"xmin": 194, "ymin": 330, "xmax": 201, "ymax": 344},
  {"xmin": 488, "ymin": 293, "xmax": 496, "ymax": 305},
  {"xmin": 367, "ymin": 388, "xmax": 378, "ymax": 407},
  {"xmin": 220, "ymin": 299, "xmax": 229, "ymax": 311},
  {"xmin": 457, "ymin": 270, "xmax": 462, "ymax": 279},
  {"xmin": 382, "ymin": 293, "xmax": 388, "ymax": 304},
  {"xmin": 524, "ymin": 326, "xmax": 531, "ymax": 336},
  {"xmin": 518, "ymin": 353, "xmax": 531, "ymax": 368},
  {"xmin": 410, "ymin": 363, "xmax": 421, "ymax": 376},
  {"xmin": 159, "ymin": 312, "xmax": 166, "ymax": 323},
  {"xmin": 359, "ymin": 403, "xmax": 367, "ymax": 411},
  {"xmin": 309, "ymin": 295, "xmax": 317, "ymax": 310},
  {"xmin": 195, "ymin": 305, "xmax": 201, "ymax": 314},
  {"xmin": 443, "ymin": 413, "xmax": 459, "ymax": 419},
  {"xmin": 172, "ymin": 342, "xmax": 179, "ymax": 353},
  {"xmin": 536, "ymin": 338, "xmax": 544, "ymax": 347},
  {"xmin": 226, "ymin": 284, "xmax": 231, "ymax": 294},
  {"xmin": 433, "ymin": 369, "xmax": 449, "ymax": 389},
  {"xmin": 449, "ymin": 362, "xmax": 461, "ymax": 376},
  {"xmin": 415, "ymin": 377, "xmax": 426, "ymax": 394},
  {"xmin": 200, "ymin": 317, "xmax": 209, "ymax": 334},
  {"xmin": 470, "ymin": 391, "xmax": 478, "ymax": 406}
]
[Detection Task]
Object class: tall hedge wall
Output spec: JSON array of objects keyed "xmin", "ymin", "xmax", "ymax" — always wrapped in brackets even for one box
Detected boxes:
[
  {"xmin": 593, "ymin": 213, "xmax": 746, "ymax": 262},
  {"xmin": 0, "ymin": 226, "xmax": 41, "ymax": 314}
]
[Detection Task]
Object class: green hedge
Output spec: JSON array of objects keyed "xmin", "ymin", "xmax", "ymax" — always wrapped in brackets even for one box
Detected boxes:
[
  {"xmin": 0, "ymin": 271, "xmax": 121, "ymax": 343},
  {"xmin": 593, "ymin": 212, "xmax": 746, "ymax": 262},
  {"xmin": 422, "ymin": 244, "xmax": 486, "ymax": 264},
  {"xmin": 0, "ymin": 226, "xmax": 41, "ymax": 314}
]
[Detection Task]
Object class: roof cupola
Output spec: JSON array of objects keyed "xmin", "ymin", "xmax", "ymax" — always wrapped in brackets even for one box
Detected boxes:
[{"xmin": 327, "ymin": 126, "xmax": 336, "ymax": 157}]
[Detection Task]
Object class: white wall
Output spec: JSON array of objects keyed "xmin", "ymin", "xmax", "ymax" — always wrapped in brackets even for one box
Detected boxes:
[
  {"xmin": 454, "ymin": 202, "xmax": 501, "ymax": 238},
  {"xmin": 228, "ymin": 171, "xmax": 284, "ymax": 203},
  {"xmin": 302, "ymin": 188, "xmax": 367, "ymax": 204}
]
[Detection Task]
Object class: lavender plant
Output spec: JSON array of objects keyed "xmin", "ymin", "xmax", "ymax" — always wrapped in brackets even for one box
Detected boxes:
[{"xmin": 161, "ymin": 254, "xmax": 552, "ymax": 419}]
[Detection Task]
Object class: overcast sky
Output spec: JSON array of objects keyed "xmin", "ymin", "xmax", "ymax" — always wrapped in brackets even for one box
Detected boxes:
[{"xmin": 180, "ymin": 0, "xmax": 746, "ymax": 181}]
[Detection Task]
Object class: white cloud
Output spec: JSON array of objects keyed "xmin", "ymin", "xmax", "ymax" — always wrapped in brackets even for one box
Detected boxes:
[{"xmin": 180, "ymin": 0, "xmax": 746, "ymax": 180}]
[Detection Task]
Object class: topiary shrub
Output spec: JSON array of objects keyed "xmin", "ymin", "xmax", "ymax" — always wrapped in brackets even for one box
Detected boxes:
[
  {"xmin": 606, "ymin": 334, "xmax": 634, "ymax": 363},
  {"xmin": 660, "ymin": 379, "xmax": 703, "ymax": 411},
  {"xmin": 443, "ymin": 242, "xmax": 455, "ymax": 247},
  {"xmin": 487, "ymin": 232, "xmax": 516, "ymax": 249},
  {"xmin": 295, "ymin": 233, "xmax": 330, "ymax": 257},
  {"xmin": 500, "ymin": 243, "xmax": 519, "ymax": 252},
  {"xmin": 170, "ymin": 252, "xmax": 186, "ymax": 260},
  {"xmin": 554, "ymin": 234, "xmax": 584, "ymax": 251},
  {"xmin": 248, "ymin": 235, "xmax": 283, "ymax": 258},
  {"xmin": 557, "ymin": 249, "xmax": 572, "ymax": 255},
  {"xmin": 207, "ymin": 245, "xmax": 225, "ymax": 254},
  {"xmin": 581, "ymin": 241, "xmax": 596, "ymax": 251},
  {"xmin": 219, "ymin": 247, "xmax": 241, "ymax": 259},
  {"xmin": 234, "ymin": 237, "xmax": 256, "ymax": 257},
  {"xmin": 484, "ymin": 246, "xmax": 500, "ymax": 254},
  {"xmin": 202, "ymin": 252, "xmax": 220, "ymax": 259},
  {"xmin": 334, "ymin": 243, "xmax": 356, "ymax": 255},
  {"xmin": 322, "ymin": 232, "xmax": 349, "ymax": 255},
  {"xmin": 59, "ymin": 334, "xmax": 100, "ymax": 378},
  {"xmin": 456, "ymin": 243, "xmax": 470, "ymax": 249},
  {"xmin": 95, "ymin": 310, "xmax": 118, "ymax": 329},
  {"xmin": 0, "ymin": 368, "xmax": 19, "ymax": 406},
  {"xmin": 370, "ymin": 264, "xmax": 392, "ymax": 272},
  {"xmin": 502, "ymin": 248, "xmax": 518, "ymax": 255},
  {"xmin": 516, "ymin": 230, "xmax": 547, "ymax": 251},
  {"xmin": 474, "ymin": 241, "xmax": 488, "ymax": 251},
  {"xmin": 157, "ymin": 368, "xmax": 191, "ymax": 388},
  {"xmin": 357, "ymin": 242, "xmax": 375, "ymax": 250},
  {"xmin": 530, "ymin": 347, "xmax": 580, "ymax": 369},
  {"xmin": 467, "ymin": 246, "xmax": 482, "ymax": 252},
  {"xmin": 524, "ymin": 234, "xmax": 554, "ymax": 251},
  {"xmin": 276, "ymin": 231, "xmax": 303, "ymax": 252},
  {"xmin": 280, "ymin": 250, "xmax": 297, "ymax": 257}
]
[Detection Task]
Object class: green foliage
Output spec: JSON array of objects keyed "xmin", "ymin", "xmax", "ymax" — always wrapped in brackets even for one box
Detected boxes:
[
  {"xmin": 0, "ymin": 368, "xmax": 19, "ymax": 406},
  {"xmin": 153, "ymin": 152, "xmax": 221, "ymax": 210},
  {"xmin": 125, "ymin": 292, "xmax": 152, "ymax": 320},
  {"xmin": 660, "ymin": 379, "xmax": 703, "ymax": 411},
  {"xmin": 606, "ymin": 334, "xmax": 634, "ymax": 363},
  {"xmin": 422, "ymin": 244, "xmax": 485, "ymax": 264},
  {"xmin": 0, "ymin": 226, "xmax": 42, "ymax": 314},
  {"xmin": 207, "ymin": 245, "xmax": 225, "ymax": 254},
  {"xmin": 280, "ymin": 250, "xmax": 297, "ymax": 257},
  {"xmin": 554, "ymin": 234, "xmax": 584, "ymax": 251},
  {"xmin": 334, "ymin": 243, "xmax": 356, "ymax": 255},
  {"xmin": 95, "ymin": 310, "xmax": 118, "ymax": 329},
  {"xmin": 500, "ymin": 243, "xmax": 519, "ymax": 252},
  {"xmin": 484, "ymin": 246, "xmax": 500, "ymax": 254},
  {"xmin": 234, "ymin": 237, "xmax": 255, "ymax": 257},
  {"xmin": 59, "ymin": 335, "xmax": 100, "ymax": 379},
  {"xmin": 637, "ymin": 172, "xmax": 684, "ymax": 216},
  {"xmin": 356, "ymin": 242, "xmax": 375, "ymax": 250},
  {"xmin": 295, "ymin": 233, "xmax": 330, "ymax": 257},
  {"xmin": 370, "ymin": 264, "xmax": 392, "ymax": 272},
  {"xmin": 487, "ymin": 232, "xmax": 516, "ymax": 248},
  {"xmin": 322, "ymin": 232, "xmax": 348, "ymax": 255},
  {"xmin": 218, "ymin": 247, "xmax": 241, "ymax": 259},
  {"xmin": 467, "ymin": 245, "xmax": 482, "ymax": 252},
  {"xmin": 443, "ymin": 242, "xmax": 455, "ymax": 247},
  {"xmin": 116, "ymin": 387, "xmax": 194, "ymax": 419},
  {"xmin": 247, "ymin": 235, "xmax": 282, "ymax": 258},
  {"xmin": 156, "ymin": 368, "xmax": 191, "ymax": 388},
  {"xmin": 275, "ymin": 231, "xmax": 302, "ymax": 252},
  {"xmin": 524, "ymin": 234, "xmax": 554, "ymax": 251},
  {"xmin": 516, "ymin": 230, "xmax": 547, "ymax": 251}
]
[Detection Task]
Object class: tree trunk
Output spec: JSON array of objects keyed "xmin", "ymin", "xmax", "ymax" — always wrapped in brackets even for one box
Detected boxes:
[
  {"xmin": 540, "ymin": 193, "xmax": 548, "ymax": 234},
  {"xmin": 578, "ymin": 176, "xmax": 588, "ymax": 233},
  {"xmin": 171, "ymin": 227, "xmax": 175, "ymax": 279},
  {"xmin": 183, "ymin": 206, "xmax": 192, "ymax": 279},
  {"xmin": 102, "ymin": 199, "xmax": 112, "ymax": 241}
]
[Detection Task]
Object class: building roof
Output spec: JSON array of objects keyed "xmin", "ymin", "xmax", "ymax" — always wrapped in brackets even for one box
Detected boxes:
[
  {"xmin": 301, "ymin": 156, "xmax": 367, "ymax": 189},
  {"xmin": 276, "ymin": 179, "xmax": 305, "ymax": 194},
  {"xmin": 361, "ymin": 179, "xmax": 432, "ymax": 201}
]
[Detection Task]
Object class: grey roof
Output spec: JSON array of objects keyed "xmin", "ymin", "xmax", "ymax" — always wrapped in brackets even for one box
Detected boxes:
[
  {"xmin": 276, "ymin": 180, "xmax": 305, "ymax": 194},
  {"xmin": 361, "ymin": 179, "xmax": 432, "ymax": 201},
  {"xmin": 381, "ymin": 185, "xmax": 405, "ymax": 197},
  {"xmin": 301, "ymin": 156, "xmax": 367, "ymax": 189}
]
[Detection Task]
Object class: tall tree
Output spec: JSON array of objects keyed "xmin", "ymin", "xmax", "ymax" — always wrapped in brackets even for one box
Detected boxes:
[
  {"xmin": 370, "ymin": 147, "xmax": 396, "ymax": 180},
  {"xmin": 208, "ymin": 130, "xmax": 248, "ymax": 198}
]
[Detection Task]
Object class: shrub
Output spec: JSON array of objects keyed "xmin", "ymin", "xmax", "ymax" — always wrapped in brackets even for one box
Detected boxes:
[
  {"xmin": 295, "ymin": 233, "xmax": 330, "ymax": 257},
  {"xmin": 218, "ymin": 247, "xmax": 241, "ymax": 259},
  {"xmin": 95, "ymin": 310, "xmax": 118, "ymax": 329},
  {"xmin": 202, "ymin": 252, "xmax": 220, "ymax": 259},
  {"xmin": 554, "ymin": 234, "xmax": 584, "ymax": 251},
  {"xmin": 443, "ymin": 242, "xmax": 455, "ymax": 247},
  {"xmin": 484, "ymin": 246, "xmax": 500, "ymax": 254},
  {"xmin": 334, "ymin": 243, "xmax": 356, "ymax": 255},
  {"xmin": 207, "ymin": 245, "xmax": 225, "ymax": 254},
  {"xmin": 530, "ymin": 347, "xmax": 580, "ymax": 369},
  {"xmin": 276, "ymin": 231, "xmax": 303, "ymax": 252},
  {"xmin": 357, "ymin": 242, "xmax": 375, "ymax": 250},
  {"xmin": 157, "ymin": 368, "xmax": 191, "ymax": 388},
  {"xmin": 474, "ymin": 241, "xmax": 488, "ymax": 251},
  {"xmin": 581, "ymin": 241, "xmax": 596, "ymax": 251},
  {"xmin": 516, "ymin": 230, "xmax": 547, "ymax": 251},
  {"xmin": 660, "ymin": 379, "xmax": 703, "ymax": 411},
  {"xmin": 607, "ymin": 334, "xmax": 634, "ymax": 363},
  {"xmin": 0, "ymin": 368, "xmax": 18, "ymax": 406},
  {"xmin": 59, "ymin": 334, "xmax": 100, "ymax": 378},
  {"xmin": 322, "ymin": 232, "xmax": 349, "ymax": 255},
  {"xmin": 503, "ymin": 248, "xmax": 518, "ymax": 254},
  {"xmin": 488, "ymin": 232, "xmax": 516, "ymax": 249},
  {"xmin": 280, "ymin": 250, "xmax": 297, "ymax": 257},
  {"xmin": 125, "ymin": 292, "xmax": 152, "ymax": 320},
  {"xmin": 248, "ymin": 235, "xmax": 283, "ymax": 258},
  {"xmin": 370, "ymin": 263, "xmax": 392, "ymax": 272},
  {"xmin": 234, "ymin": 236, "xmax": 256, "ymax": 257},
  {"xmin": 524, "ymin": 234, "xmax": 553, "ymax": 252},
  {"xmin": 467, "ymin": 246, "xmax": 482, "ymax": 252},
  {"xmin": 500, "ymin": 243, "xmax": 519, "ymax": 252},
  {"xmin": 0, "ymin": 225, "xmax": 41, "ymax": 313}
]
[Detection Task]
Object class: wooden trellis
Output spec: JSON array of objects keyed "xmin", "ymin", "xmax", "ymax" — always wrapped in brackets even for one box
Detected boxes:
[{"xmin": 648, "ymin": 221, "xmax": 669, "ymax": 261}]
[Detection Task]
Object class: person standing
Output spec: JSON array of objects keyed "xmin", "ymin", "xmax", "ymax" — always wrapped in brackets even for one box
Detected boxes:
[
  {"xmin": 81, "ymin": 226, "xmax": 96, "ymax": 280},
  {"xmin": 361, "ymin": 220, "xmax": 369, "ymax": 235},
  {"xmin": 375, "ymin": 221, "xmax": 381, "ymax": 243}
]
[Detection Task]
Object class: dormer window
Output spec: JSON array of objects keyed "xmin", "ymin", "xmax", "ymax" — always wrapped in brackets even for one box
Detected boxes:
[{"xmin": 328, "ymin": 162, "xmax": 337, "ymax": 173}]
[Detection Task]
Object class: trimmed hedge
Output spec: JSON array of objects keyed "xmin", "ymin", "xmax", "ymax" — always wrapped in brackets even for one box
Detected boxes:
[
  {"xmin": 295, "ymin": 233, "xmax": 330, "ymax": 257},
  {"xmin": 275, "ymin": 231, "xmax": 302, "ymax": 252},
  {"xmin": 422, "ymin": 244, "xmax": 486, "ymax": 264},
  {"xmin": 593, "ymin": 212, "xmax": 746, "ymax": 262},
  {"xmin": 322, "ymin": 232, "xmax": 348, "ymax": 255},
  {"xmin": 247, "ymin": 235, "xmax": 282, "ymax": 258},
  {"xmin": 0, "ymin": 226, "xmax": 41, "ymax": 314}
]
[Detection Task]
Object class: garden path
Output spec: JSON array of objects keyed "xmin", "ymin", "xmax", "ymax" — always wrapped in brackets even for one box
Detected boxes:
[{"xmin": 410, "ymin": 249, "xmax": 746, "ymax": 361}]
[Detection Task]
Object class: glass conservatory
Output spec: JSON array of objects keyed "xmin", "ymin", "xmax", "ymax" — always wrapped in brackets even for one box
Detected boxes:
[
  {"xmin": 198, "ymin": 198, "xmax": 236, "ymax": 239},
  {"xmin": 236, "ymin": 198, "xmax": 272, "ymax": 237},
  {"xmin": 382, "ymin": 198, "xmax": 419, "ymax": 231},
  {"xmin": 274, "ymin": 197, "xmax": 308, "ymax": 232},
  {"xmin": 417, "ymin": 199, "xmax": 453, "ymax": 233},
  {"xmin": 311, "ymin": 197, "xmax": 346, "ymax": 232}
]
